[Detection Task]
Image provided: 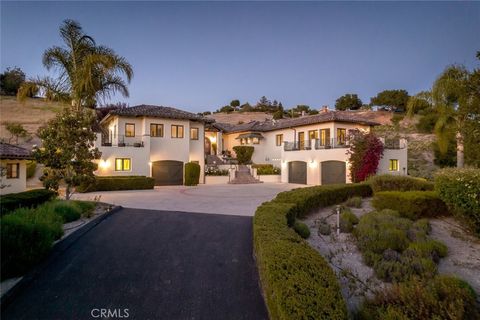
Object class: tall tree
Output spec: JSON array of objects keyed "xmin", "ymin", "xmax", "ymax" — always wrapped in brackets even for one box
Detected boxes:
[
  {"xmin": 370, "ymin": 90, "xmax": 409, "ymax": 112},
  {"xmin": 406, "ymin": 91, "xmax": 432, "ymax": 116},
  {"xmin": 0, "ymin": 67, "xmax": 27, "ymax": 96},
  {"xmin": 335, "ymin": 94, "xmax": 363, "ymax": 111},
  {"xmin": 34, "ymin": 106, "xmax": 101, "ymax": 199},
  {"xmin": 18, "ymin": 20, "xmax": 133, "ymax": 109}
]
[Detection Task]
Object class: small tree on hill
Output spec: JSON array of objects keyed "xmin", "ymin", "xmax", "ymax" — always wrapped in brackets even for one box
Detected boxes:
[
  {"xmin": 335, "ymin": 94, "xmax": 363, "ymax": 111},
  {"xmin": 34, "ymin": 106, "xmax": 101, "ymax": 199},
  {"xmin": 230, "ymin": 99, "xmax": 240, "ymax": 108},
  {"xmin": 370, "ymin": 90, "xmax": 409, "ymax": 112},
  {"xmin": 347, "ymin": 130, "xmax": 384, "ymax": 182},
  {"xmin": 0, "ymin": 67, "xmax": 27, "ymax": 96},
  {"xmin": 5, "ymin": 122, "xmax": 31, "ymax": 144}
]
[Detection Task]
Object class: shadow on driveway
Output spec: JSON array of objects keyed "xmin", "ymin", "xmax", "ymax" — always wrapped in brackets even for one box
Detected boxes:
[{"xmin": 2, "ymin": 208, "xmax": 268, "ymax": 320}]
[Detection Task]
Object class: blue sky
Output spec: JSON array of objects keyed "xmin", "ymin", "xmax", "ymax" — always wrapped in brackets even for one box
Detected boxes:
[{"xmin": 1, "ymin": 1, "xmax": 479, "ymax": 112}]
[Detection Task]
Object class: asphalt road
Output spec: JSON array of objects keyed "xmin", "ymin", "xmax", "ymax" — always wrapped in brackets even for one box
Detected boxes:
[{"xmin": 1, "ymin": 208, "xmax": 268, "ymax": 320}]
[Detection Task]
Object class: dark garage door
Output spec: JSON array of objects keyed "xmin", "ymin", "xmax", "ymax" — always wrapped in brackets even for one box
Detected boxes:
[
  {"xmin": 152, "ymin": 160, "xmax": 183, "ymax": 186},
  {"xmin": 288, "ymin": 161, "xmax": 307, "ymax": 184},
  {"xmin": 321, "ymin": 161, "xmax": 346, "ymax": 185}
]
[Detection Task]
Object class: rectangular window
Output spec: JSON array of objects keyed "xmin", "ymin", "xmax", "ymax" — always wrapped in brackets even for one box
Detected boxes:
[
  {"xmin": 337, "ymin": 128, "xmax": 346, "ymax": 145},
  {"xmin": 150, "ymin": 124, "xmax": 164, "ymax": 137},
  {"xmin": 190, "ymin": 127, "xmax": 199, "ymax": 140},
  {"xmin": 389, "ymin": 159, "xmax": 399, "ymax": 171},
  {"xmin": 276, "ymin": 134, "xmax": 283, "ymax": 146},
  {"xmin": 125, "ymin": 123, "xmax": 135, "ymax": 137},
  {"xmin": 252, "ymin": 137, "xmax": 259, "ymax": 144},
  {"xmin": 240, "ymin": 138, "xmax": 245, "ymax": 145},
  {"xmin": 308, "ymin": 130, "xmax": 319, "ymax": 141},
  {"xmin": 171, "ymin": 125, "xmax": 184, "ymax": 138},
  {"xmin": 6, "ymin": 163, "xmax": 19, "ymax": 179},
  {"xmin": 115, "ymin": 158, "xmax": 131, "ymax": 171},
  {"xmin": 320, "ymin": 129, "xmax": 330, "ymax": 146}
]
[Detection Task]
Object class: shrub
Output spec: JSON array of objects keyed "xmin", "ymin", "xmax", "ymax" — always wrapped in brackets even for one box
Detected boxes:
[
  {"xmin": 357, "ymin": 275, "xmax": 479, "ymax": 320},
  {"xmin": 254, "ymin": 202, "xmax": 347, "ymax": 319},
  {"xmin": 26, "ymin": 160, "xmax": 37, "ymax": 179},
  {"xmin": 205, "ymin": 167, "xmax": 229, "ymax": 176},
  {"xmin": 318, "ymin": 222, "xmax": 332, "ymax": 235},
  {"xmin": 354, "ymin": 210, "xmax": 447, "ymax": 282},
  {"xmin": 232, "ymin": 146, "xmax": 254, "ymax": 164},
  {"xmin": 435, "ymin": 168, "xmax": 480, "ymax": 236},
  {"xmin": 372, "ymin": 191, "xmax": 449, "ymax": 219},
  {"xmin": 48, "ymin": 200, "xmax": 82, "ymax": 223},
  {"xmin": 71, "ymin": 200, "xmax": 96, "ymax": 217},
  {"xmin": 76, "ymin": 176, "xmax": 155, "ymax": 192},
  {"xmin": 184, "ymin": 162, "xmax": 200, "ymax": 186},
  {"xmin": 416, "ymin": 113, "xmax": 438, "ymax": 133},
  {"xmin": 347, "ymin": 131, "xmax": 384, "ymax": 182},
  {"xmin": 293, "ymin": 221, "xmax": 310, "ymax": 239},
  {"xmin": 339, "ymin": 210, "xmax": 359, "ymax": 233},
  {"xmin": 253, "ymin": 164, "xmax": 281, "ymax": 175},
  {"xmin": 0, "ymin": 189, "xmax": 56, "ymax": 216},
  {"xmin": 345, "ymin": 196, "xmax": 362, "ymax": 208},
  {"xmin": 368, "ymin": 175, "xmax": 434, "ymax": 193}
]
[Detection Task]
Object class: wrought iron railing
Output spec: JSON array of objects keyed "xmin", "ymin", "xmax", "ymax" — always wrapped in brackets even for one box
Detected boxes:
[
  {"xmin": 284, "ymin": 138, "xmax": 348, "ymax": 151},
  {"xmin": 100, "ymin": 134, "xmax": 144, "ymax": 147}
]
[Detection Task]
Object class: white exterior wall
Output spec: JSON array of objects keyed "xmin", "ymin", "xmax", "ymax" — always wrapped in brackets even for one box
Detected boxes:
[
  {"xmin": 95, "ymin": 116, "xmax": 205, "ymax": 183},
  {"xmin": 378, "ymin": 139, "xmax": 408, "ymax": 176},
  {"xmin": 0, "ymin": 160, "xmax": 27, "ymax": 195}
]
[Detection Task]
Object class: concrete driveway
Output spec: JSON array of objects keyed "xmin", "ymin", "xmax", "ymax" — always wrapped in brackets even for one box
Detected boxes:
[
  {"xmin": 73, "ymin": 183, "xmax": 299, "ymax": 216},
  {"xmin": 2, "ymin": 208, "xmax": 268, "ymax": 319}
]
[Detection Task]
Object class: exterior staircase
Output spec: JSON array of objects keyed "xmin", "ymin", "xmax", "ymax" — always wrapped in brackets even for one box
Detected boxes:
[{"xmin": 229, "ymin": 165, "xmax": 262, "ymax": 184}]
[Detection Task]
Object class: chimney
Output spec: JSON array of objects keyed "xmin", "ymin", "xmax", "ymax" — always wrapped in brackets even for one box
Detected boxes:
[{"xmin": 321, "ymin": 105, "xmax": 329, "ymax": 113}]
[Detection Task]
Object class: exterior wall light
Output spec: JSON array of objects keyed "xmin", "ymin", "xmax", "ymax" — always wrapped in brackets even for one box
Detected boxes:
[
  {"xmin": 309, "ymin": 160, "xmax": 317, "ymax": 168},
  {"xmin": 99, "ymin": 159, "xmax": 110, "ymax": 169}
]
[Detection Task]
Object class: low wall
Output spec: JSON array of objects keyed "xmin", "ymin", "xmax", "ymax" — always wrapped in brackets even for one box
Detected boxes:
[
  {"xmin": 205, "ymin": 175, "xmax": 229, "ymax": 184},
  {"xmin": 258, "ymin": 175, "xmax": 281, "ymax": 183}
]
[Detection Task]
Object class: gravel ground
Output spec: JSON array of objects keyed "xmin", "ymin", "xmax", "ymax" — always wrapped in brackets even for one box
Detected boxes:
[{"xmin": 303, "ymin": 197, "xmax": 480, "ymax": 312}]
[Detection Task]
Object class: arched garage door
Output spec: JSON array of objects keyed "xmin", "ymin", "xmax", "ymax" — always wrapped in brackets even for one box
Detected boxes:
[
  {"xmin": 321, "ymin": 161, "xmax": 346, "ymax": 185},
  {"xmin": 288, "ymin": 161, "xmax": 307, "ymax": 184},
  {"xmin": 152, "ymin": 160, "xmax": 183, "ymax": 186}
]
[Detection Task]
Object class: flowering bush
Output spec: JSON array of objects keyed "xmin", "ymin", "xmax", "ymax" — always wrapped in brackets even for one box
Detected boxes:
[
  {"xmin": 348, "ymin": 131, "xmax": 384, "ymax": 182},
  {"xmin": 435, "ymin": 168, "xmax": 480, "ymax": 236},
  {"xmin": 205, "ymin": 167, "xmax": 229, "ymax": 176}
]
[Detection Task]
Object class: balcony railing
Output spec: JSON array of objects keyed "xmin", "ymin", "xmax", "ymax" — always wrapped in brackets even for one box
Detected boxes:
[
  {"xmin": 383, "ymin": 138, "xmax": 407, "ymax": 149},
  {"xmin": 284, "ymin": 138, "xmax": 348, "ymax": 151},
  {"xmin": 100, "ymin": 134, "xmax": 144, "ymax": 147}
]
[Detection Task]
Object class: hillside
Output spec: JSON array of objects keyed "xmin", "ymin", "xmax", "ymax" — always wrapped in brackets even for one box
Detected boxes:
[
  {"xmin": 206, "ymin": 111, "xmax": 273, "ymax": 124},
  {"xmin": 0, "ymin": 95, "xmax": 67, "ymax": 148}
]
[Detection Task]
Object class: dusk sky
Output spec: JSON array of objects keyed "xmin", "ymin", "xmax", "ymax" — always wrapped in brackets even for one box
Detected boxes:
[{"xmin": 1, "ymin": 1, "xmax": 479, "ymax": 112}]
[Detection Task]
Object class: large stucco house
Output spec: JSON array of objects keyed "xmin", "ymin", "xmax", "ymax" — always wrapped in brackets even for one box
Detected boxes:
[
  {"xmin": 0, "ymin": 142, "xmax": 32, "ymax": 195},
  {"xmin": 94, "ymin": 105, "xmax": 407, "ymax": 185}
]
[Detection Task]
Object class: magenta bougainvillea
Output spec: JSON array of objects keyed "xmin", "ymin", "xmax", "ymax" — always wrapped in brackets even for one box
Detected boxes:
[{"xmin": 347, "ymin": 131, "xmax": 384, "ymax": 182}]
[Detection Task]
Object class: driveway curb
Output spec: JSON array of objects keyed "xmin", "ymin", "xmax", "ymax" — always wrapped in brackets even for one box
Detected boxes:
[{"xmin": 0, "ymin": 205, "xmax": 123, "ymax": 310}]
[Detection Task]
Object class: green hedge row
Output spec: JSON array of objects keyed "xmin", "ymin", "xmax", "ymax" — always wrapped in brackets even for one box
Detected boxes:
[
  {"xmin": 435, "ymin": 168, "xmax": 480, "ymax": 236},
  {"xmin": 368, "ymin": 175, "xmax": 434, "ymax": 193},
  {"xmin": 184, "ymin": 162, "xmax": 200, "ymax": 186},
  {"xmin": 372, "ymin": 191, "xmax": 449, "ymax": 220},
  {"xmin": 77, "ymin": 176, "xmax": 155, "ymax": 192},
  {"xmin": 0, "ymin": 189, "xmax": 57, "ymax": 216},
  {"xmin": 253, "ymin": 183, "xmax": 373, "ymax": 319}
]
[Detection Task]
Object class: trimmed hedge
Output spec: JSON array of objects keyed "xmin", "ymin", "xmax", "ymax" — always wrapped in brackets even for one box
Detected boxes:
[
  {"xmin": 0, "ymin": 189, "xmax": 56, "ymax": 216},
  {"xmin": 435, "ymin": 168, "xmax": 480, "ymax": 236},
  {"xmin": 184, "ymin": 162, "xmax": 200, "ymax": 186},
  {"xmin": 368, "ymin": 175, "xmax": 434, "ymax": 193},
  {"xmin": 252, "ymin": 164, "xmax": 281, "ymax": 175},
  {"xmin": 253, "ymin": 183, "xmax": 373, "ymax": 319},
  {"xmin": 372, "ymin": 191, "xmax": 449, "ymax": 219},
  {"xmin": 77, "ymin": 176, "xmax": 155, "ymax": 192},
  {"xmin": 293, "ymin": 221, "xmax": 310, "ymax": 239}
]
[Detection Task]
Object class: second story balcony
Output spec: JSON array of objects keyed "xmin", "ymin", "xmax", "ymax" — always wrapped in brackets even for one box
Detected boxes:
[
  {"xmin": 284, "ymin": 138, "xmax": 349, "ymax": 151},
  {"xmin": 99, "ymin": 134, "xmax": 145, "ymax": 148}
]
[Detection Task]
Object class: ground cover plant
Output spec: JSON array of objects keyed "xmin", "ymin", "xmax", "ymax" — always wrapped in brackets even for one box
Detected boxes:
[{"xmin": 354, "ymin": 209, "xmax": 447, "ymax": 283}]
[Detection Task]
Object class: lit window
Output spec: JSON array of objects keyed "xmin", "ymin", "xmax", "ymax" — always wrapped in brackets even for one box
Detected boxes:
[
  {"xmin": 171, "ymin": 125, "xmax": 184, "ymax": 138},
  {"xmin": 240, "ymin": 138, "xmax": 245, "ymax": 145},
  {"xmin": 389, "ymin": 159, "xmax": 399, "ymax": 171},
  {"xmin": 115, "ymin": 158, "xmax": 131, "ymax": 171},
  {"xmin": 125, "ymin": 123, "xmax": 135, "ymax": 137},
  {"xmin": 190, "ymin": 127, "xmax": 199, "ymax": 140},
  {"xmin": 252, "ymin": 137, "xmax": 259, "ymax": 144},
  {"xmin": 320, "ymin": 129, "xmax": 330, "ymax": 146},
  {"xmin": 308, "ymin": 130, "xmax": 319, "ymax": 140},
  {"xmin": 276, "ymin": 134, "xmax": 283, "ymax": 146},
  {"xmin": 6, "ymin": 163, "xmax": 19, "ymax": 179},
  {"xmin": 150, "ymin": 124, "xmax": 164, "ymax": 137},
  {"xmin": 337, "ymin": 128, "xmax": 346, "ymax": 145}
]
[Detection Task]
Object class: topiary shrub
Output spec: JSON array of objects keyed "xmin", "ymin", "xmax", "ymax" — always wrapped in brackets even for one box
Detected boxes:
[
  {"xmin": 345, "ymin": 196, "xmax": 362, "ymax": 208},
  {"xmin": 184, "ymin": 162, "xmax": 200, "ymax": 186},
  {"xmin": 232, "ymin": 146, "xmax": 254, "ymax": 164},
  {"xmin": 293, "ymin": 221, "xmax": 310, "ymax": 239},
  {"xmin": 26, "ymin": 160, "xmax": 37, "ymax": 179},
  {"xmin": 435, "ymin": 168, "xmax": 480, "ymax": 237},
  {"xmin": 368, "ymin": 175, "xmax": 434, "ymax": 193},
  {"xmin": 357, "ymin": 275, "xmax": 479, "ymax": 320},
  {"xmin": 354, "ymin": 210, "xmax": 447, "ymax": 282},
  {"xmin": 77, "ymin": 176, "xmax": 155, "ymax": 192},
  {"xmin": 0, "ymin": 189, "xmax": 57, "ymax": 216},
  {"xmin": 372, "ymin": 191, "xmax": 449, "ymax": 219}
]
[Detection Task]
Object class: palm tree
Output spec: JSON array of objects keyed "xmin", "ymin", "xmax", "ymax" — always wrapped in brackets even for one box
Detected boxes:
[
  {"xmin": 18, "ymin": 19, "xmax": 133, "ymax": 109},
  {"xmin": 431, "ymin": 65, "xmax": 469, "ymax": 168}
]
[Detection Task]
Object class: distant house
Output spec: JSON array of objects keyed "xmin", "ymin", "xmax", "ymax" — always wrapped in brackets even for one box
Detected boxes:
[{"xmin": 0, "ymin": 142, "xmax": 32, "ymax": 195}]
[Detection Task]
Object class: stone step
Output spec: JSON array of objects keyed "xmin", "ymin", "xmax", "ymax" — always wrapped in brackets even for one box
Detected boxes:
[{"xmin": 229, "ymin": 166, "xmax": 263, "ymax": 184}]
